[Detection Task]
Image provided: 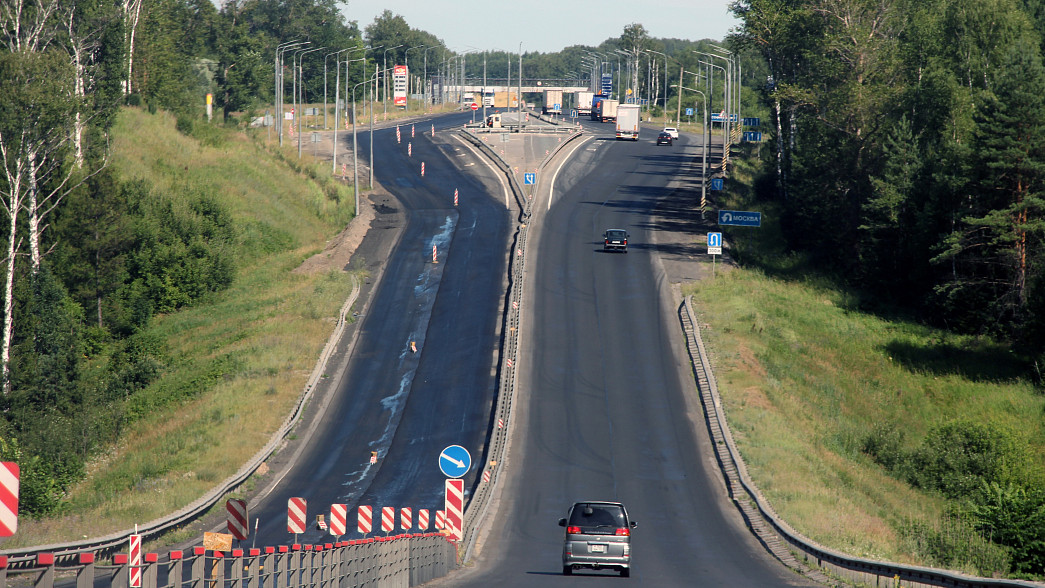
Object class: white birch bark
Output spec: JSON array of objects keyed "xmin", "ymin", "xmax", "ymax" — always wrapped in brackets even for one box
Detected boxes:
[
  {"xmin": 0, "ymin": 132, "xmax": 26, "ymax": 395},
  {"xmin": 124, "ymin": 0, "xmax": 143, "ymax": 95}
]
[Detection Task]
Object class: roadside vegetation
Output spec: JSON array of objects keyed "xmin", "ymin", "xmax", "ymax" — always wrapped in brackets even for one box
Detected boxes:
[
  {"xmin": 1, "ymin": 107, "xmax": 357, "ymax": 548},
  {"xmin": 686, "ymin": 154, "xmax": 1045, "ymax": 579}
]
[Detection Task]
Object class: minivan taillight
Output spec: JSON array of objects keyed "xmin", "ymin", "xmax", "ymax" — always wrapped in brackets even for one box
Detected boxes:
[
  {"xmin": 615, "ymin": 528, "xmax": 630, "ymax": 536},
  {"xmin": 567, "ymin": 526, "xmax": 581, "ymax": 534}
]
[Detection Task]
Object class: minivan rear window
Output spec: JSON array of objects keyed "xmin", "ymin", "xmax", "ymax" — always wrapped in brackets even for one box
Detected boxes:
[{"xmin": 568, "ymin": 504, "xmax": 626, "ymax": 533}]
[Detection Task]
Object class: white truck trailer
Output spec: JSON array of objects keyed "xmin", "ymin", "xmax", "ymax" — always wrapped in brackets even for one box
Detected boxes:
[
  {"xmin": 543, "ymin": 89, "xmax": 563, "ymax": 115},
  {"xmin": 575, "ymin": 91, "xmax": 594, "ymax": 116},
  {"xmin": 615, "ymin": 104, "xmax": 641, "ymax": 140}
]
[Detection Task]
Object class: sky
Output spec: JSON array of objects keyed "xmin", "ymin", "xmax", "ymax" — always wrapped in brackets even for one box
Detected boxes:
[{"xmin": 340, "ymin": 1, "xmax": 742, "ymax": 55}]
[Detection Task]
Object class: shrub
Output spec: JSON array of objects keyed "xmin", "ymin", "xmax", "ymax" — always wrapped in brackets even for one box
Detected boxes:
[{"xmin": 907, "ymin": 420, "xmax": 1028, "ymax": 500}]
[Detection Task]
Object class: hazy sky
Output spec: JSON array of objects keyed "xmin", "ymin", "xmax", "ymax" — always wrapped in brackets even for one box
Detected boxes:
[{"xmin": 341, "ymin": 1, "xmax": 741, "ymax": 54}]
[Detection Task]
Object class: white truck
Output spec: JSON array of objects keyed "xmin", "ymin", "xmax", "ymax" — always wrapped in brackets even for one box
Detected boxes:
[
  {"xmin": 615, "ymin": 104, "xmax": 641, "ymax": 140},
  {"xmin": 574, "ymin": 91, "xmax": 594, "ymax": 116},
  {"xmin": 594, "ymin": 98, "xmax": 619, "ymax": 123},
  {"xmin": 543, "ymin": 89, "xmax": 563, "ymax": 115}
]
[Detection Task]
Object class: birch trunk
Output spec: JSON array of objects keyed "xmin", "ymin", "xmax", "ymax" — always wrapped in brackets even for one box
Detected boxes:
[
  {"xmin": 0, "ymin": 137, "xmax": 25, "ymax": 395},
  {"xmin": 124, "ymin": 0, "xmax": 143, "ymax": 95}
]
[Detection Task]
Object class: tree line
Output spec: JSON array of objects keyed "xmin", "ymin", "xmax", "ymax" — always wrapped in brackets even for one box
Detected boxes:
[{"xmin": 731, "ymin": 0, "xmax": 1045, "ymax": 577}]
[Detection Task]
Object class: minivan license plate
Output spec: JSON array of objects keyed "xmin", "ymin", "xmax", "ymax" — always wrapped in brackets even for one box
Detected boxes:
[{"xmin": 590, "ymin": 544, "xmax": 606, "ymax": 553}]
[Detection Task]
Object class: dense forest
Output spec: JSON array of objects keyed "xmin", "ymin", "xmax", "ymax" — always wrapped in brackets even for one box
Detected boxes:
[{"xmin": 2, "ymin": 0, "xmax": 1043, "ymax": 577}]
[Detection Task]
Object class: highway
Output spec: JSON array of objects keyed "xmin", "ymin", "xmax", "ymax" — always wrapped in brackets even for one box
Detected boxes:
[
  {"xmin": 437, "ymin": 119, "xmax": 817, "ymax": 586},
  {"xmin": 242, "ymin": 110, "xmax": 815, "ymax": 585}
]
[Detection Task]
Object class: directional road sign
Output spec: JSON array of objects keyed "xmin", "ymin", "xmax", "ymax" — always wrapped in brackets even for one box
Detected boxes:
[
  {"xmin": 718, "ymin": 210, "xmax": 762, "ymax": 227},
  {"xmin": 743, "ymin": 117, "xmax": 761, "ymax": 127},
  {"xmin": 685, "ymin": 108, "xmax": 694, "ymax": 116},
  {"xmin": 439, "ymin": 445, "xmax": 472, "ymax": 478},
  {"xmin": 743, "ymin": 131, "xmax": 763, "ymax": 142},
  {"xmin": 524, "ymin": 172, "xmax": 536, "ymax": 185},
  {"xmin": 571, "ymin": 109, "xmax": 577, "ymax": 118},
  {"xmin": 710, "ymin": 178, "xmax": 724, "ymax": 191},
  {"xmin": 707, "ymin": 232, "xmax": 723, "ymax": 255}
]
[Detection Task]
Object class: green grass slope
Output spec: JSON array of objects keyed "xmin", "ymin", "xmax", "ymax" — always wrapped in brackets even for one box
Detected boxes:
[{"xmin": 9, "ymin": 108, "xmax": 358, "ymax": 547}]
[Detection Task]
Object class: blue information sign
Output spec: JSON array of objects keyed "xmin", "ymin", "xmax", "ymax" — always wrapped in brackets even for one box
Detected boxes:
[
  {"xmin": 743, "ymin": 131, "xmax": 763, "ymax": 142},
  {"xmin": 438, "ymin": 445, "xmax": 472, "ymax": 478},
  {"xmin": 743, "ymin": 117, "xmax": 761, "ymax": 127},
  {"xmin": 571, "ymin": 109, "xmax": 577, "ymax": 118},
  {"xmin": 710, "ymin": 178, "xmax": 724, "ymax": 191},
  {"xmin": 524, "ymin": 172, "xmax": 536, "ymax": 185},
  {"xmin": 601, "ymin": 73, "xmax": 613, "ymax": 95},
  {"xmin": 685, "ymin": 108, "xmax": 694, "ymax": 116},
  {"xmin": 718, "ymin": 210, "xmax": 762, "ymax": 227}
]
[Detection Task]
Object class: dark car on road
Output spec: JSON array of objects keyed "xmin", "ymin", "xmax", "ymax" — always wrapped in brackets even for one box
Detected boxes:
[
  {"xmin": 603, "ymin": 229, "xmax": 628, "ymax": 253},
  {"xmin": 656, "ymin": 131, "xmax": 673, "ymax": 145},
  {"xmin": 559, "ymin": 501, "xmax": 636, "ymax": 577}
]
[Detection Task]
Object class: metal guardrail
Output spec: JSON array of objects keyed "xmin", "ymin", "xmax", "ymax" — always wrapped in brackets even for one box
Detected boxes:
[
  {"xmin": 0, "ymin": 276, "xmax": 363, "ymax": 568},
  {"xmin": 0, "ymin": 534, "xmax": 456, "ymax": 588},
  {"xmin": 680, "ymin": 296, "xmax": 1045, "ymax": 588}
]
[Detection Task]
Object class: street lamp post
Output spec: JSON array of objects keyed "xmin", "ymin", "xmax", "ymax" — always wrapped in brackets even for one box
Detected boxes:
[
  {"xmin": 382, "ymin": 44, "xmax": 403, "ymax": 119},
  {"xmin": 333, "ymin": 56, "xmax": 365, "ymax": 175},
  {"xmin": 325, "ymin": 49, "xmax": 350, "ymax": 130},
  {"xmin": 406, "ymin": 45, "xmax": 426, "ymax": 111},
  {"xmin": 275, "ymin": 40, "xmax": 305, "ymax": 145},
  {"xmin": 673, "ymin": 83, "xmax": 709, "ymax": 219},
  {"xmin": 350, "ymin": 69, "xmax": 381, "ymax": 216},
  {"xmin": 297, "ymin": 46, "xmax": 325, "ymax": 158}
]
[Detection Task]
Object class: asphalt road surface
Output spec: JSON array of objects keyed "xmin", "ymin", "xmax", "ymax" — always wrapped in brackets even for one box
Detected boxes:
[
  {"xmin": 247, "ymin": 110, "xmax": 514, "ymax": 546},
  {"xmin": 435, "ymin": 121, "xmax": 818, "ymax": 587}
]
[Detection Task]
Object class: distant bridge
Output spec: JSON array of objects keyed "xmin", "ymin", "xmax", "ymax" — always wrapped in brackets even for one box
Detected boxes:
[{"xmin": 447, "ymin": 84, "xmax": 590, "ymax": 94}]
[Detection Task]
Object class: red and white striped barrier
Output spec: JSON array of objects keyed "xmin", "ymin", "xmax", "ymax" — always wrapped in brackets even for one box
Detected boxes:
[
  {"xmin": 396, "ymin": 126, "xmax": 401, "ymax": 143},
  {"xmin": 381, "ymin": 507, "xmax": 395, "ymax": 533},
  {"xmin": 330, "ymin": 504, "xmax": 347, "ymax": 536},
  {"xmin": 445, "ymin": 479, "xmax": 464, "ymax": 541},
  {"xmin": 400, "ymin": 507, "xmax": 412, "ymax": 531},
  {"xmin": 0, "ymin": 462, "xmax": 18, "ymax": 537},
  {"xmin": 434, "ymin": 510, "xmax": 446, "ymax": 530},
  {"xmin": 129, "ymin": 534, "xmax": 142, "ymax": 588},
  {"xmin": 226, "ymin": 499, "xmax": 248, "ymax": 540},
  {"xmin": 288, "ymin": 497, "xmax": 307, "ymax": 534},
  {"xmin": 357, "ymin": 505, "xmax": 373, "ymax": 535},
  {"xmin": 418, "ymin": 509, "xmax": 429, "ymax": 531},
  {"xmin": 421, "ymin": 161, "xmax": 425, "ymax": 177}
]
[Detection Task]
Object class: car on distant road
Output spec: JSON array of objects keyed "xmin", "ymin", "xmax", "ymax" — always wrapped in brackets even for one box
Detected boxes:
[
  {"xmin": 603, "ymin": 229, "xmax": 628, "ymax": 253},
  {"xmin": 559, "ymin": 501, "xmax": 636, "ymax": 577},
  {"xmin": 656, "ymin": 131, "xmax": 673, "ymax": 145},
  {"xmin": 663, "ymin": 127, "xmax": 679, "ymax": 139}
]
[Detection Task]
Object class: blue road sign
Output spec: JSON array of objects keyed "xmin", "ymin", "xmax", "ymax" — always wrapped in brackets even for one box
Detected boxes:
[
  {"xmin": 554, "ymin": 103, "xmax": 561, "ymax": 111},
  {"xmin": 710, "ymin": 178, "xmax": 724, "ymax": 191},
  {"xmin": 707, "ymin": 232, "xmax": 722, "ymax": 248},
  {"xmin": 439, "ymin": 445, "xmax": 472, "ymax": 478},
  {"xmin": 743, "ymin": 117, "xmax": 761, "ymax": 127},
  {"xmin": 685, "ymin": 108, "xmax": 694, "ymax": 116},
  {"xmin": 718, "ymin": 210, "xmax": 762, "ymax": 227},
  {"xmin": 601, "ymin": 73, "xmax": 613, "ymax": 94},
  {"xmin": 571, "ymin": 109, "xmax": 577, "ymax": 118},
  {"xmin": 743, "ymin": 131, "xmax": 763, "ymax": 142},
  {"xmin": 524, "ymin": 172, "xmax": 536, "ymax": 185}
]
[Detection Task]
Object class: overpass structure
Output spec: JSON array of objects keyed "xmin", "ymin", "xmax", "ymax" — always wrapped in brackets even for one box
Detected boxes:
[{"xmin": 447, "ymin": 84, "xmax": 590, "ymax": 94}]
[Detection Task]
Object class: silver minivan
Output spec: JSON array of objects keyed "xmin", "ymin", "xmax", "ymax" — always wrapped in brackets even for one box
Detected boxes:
[{"xmin": 558, "ymin": 501, "xmax": 636, "ymax": 577}]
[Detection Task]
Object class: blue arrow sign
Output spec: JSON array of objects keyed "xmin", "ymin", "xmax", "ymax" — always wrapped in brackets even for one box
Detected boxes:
[
  {"xmin": 439, "ymin": 445, "xmax": 472, "ymax": 478},
  {"xmin": 743, "ymin": 131, "xmax": 763, "ymax": 142},
  {"xmin": 707, "ymin": 232, "xmax": 722, "ymax": 248},
  {"xmin": 685, "ymin": 108, "xmax": 694, "ymax": 116},
  {"xmin": 710, "ymin": 178, "xmax": 724, "ymax": 191},
  {"xmin": 718, "ymin": 210, "xmax": 762, "ymax": 227},
  {"xmin": 743, "ymin": 117, "xmax": 761, "ymax": 127},
  {"xmin": 571, "ymin": 109, "xmax": 577, "ymax": 118},
  {"xmin": 524, "ymin": 172, "xmax": 536, "ymax": 185}
]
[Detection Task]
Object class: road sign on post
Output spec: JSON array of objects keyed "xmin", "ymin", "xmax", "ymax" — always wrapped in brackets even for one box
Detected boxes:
[
  {"xmin": 523, "ymin": 172, "xmax": 536, "ymax": 185},
  {"xmin": 439, "ymin": 445, "xmax": 472, "ymax": 478},
  {"xmin": 287, "ymin": 497, "xmax": 307, "ymax": 534},
  {"xmin": 401, "ymin": 507, "xmax": 412, "ymax": 531},
  {"xmin": 707, "ymin": 232, "xmax": 723, "ymax": 255},
  {"xmin": 0, "ymin": 462, "xmax": 18, "ymax": 537},
  {"xmin": 381, "ymin": 507, "xmax": 394, "ymax": 533},
  {"xmin": 718, "ymin": 210, "xmax": 762, "ymax": 227},
  {"xmin": 470, "ymin": 102, "xmax": 479, "ymax": 111},
  {"xmin": 226, "ymin": 499, "xmax": 248, "ymax": 540},
  {"xmin": 710, "ymin": 178, "xmax": 724, "ymax": 191}
]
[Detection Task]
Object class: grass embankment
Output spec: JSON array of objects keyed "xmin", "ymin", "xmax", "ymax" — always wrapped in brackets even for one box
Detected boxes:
[
  {"xmin": 9, "ymin": 108, "xmax": 358, "ymax": 548},
  {"xmin": 683, "ymin": 157, "xmax": 1045, "ymax": 572}
]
